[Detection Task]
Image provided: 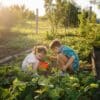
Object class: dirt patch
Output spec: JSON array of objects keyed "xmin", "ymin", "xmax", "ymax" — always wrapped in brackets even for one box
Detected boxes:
[
  {"xmin": 94, "ymin": 46, "xmax": 100, "ymax": 80},
  {"xmin": 0, "ymin": 45, "xmax": 32, "ymax": 59}
]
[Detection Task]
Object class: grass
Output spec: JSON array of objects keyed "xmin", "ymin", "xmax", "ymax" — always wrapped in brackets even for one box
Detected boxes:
[
  {"xmin": 0, "ymin": 19, "xmax": 80, "ymax": 58},
  {"xmin": 0, "ymin": 19, "xmax": 51, "ymax": 58},
  {"xmin": 0, "ymin": 19, "xmax": 100, "ymax": 65}
]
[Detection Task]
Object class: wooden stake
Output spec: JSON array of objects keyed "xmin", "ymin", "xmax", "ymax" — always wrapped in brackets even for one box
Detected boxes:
[{"xmin": 36, "ymin": 8, "xmax": 38, "ymax": 34}]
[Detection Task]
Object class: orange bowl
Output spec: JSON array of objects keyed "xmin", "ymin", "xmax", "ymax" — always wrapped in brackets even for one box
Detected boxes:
[{"xmin": 39, "ymin": 61, "xmax": 49, "ymax": 69}]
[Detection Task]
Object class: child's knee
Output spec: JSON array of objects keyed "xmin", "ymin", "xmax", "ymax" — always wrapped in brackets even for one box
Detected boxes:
[
  {"xmin": 57, "ymin": 54, "xmax": 68, "ymax": 65},
  {"xmin": 58, "ymin": 54, "xmax": 68, "ymax": 61}
]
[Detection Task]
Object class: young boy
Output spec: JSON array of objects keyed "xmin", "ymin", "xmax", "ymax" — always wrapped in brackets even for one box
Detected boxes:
[
  {"xmin": 22, "ymin": 46, "xmax": 47, "ymax": 73},
  {"xmin": 49, "ymin": 39, "xmax": 79, "ymax": 73}
]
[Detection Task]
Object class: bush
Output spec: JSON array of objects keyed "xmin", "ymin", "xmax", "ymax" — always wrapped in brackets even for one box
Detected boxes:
[{"xmin": 0, "ymin": 64, "xmax": 100, "ymax": 100}]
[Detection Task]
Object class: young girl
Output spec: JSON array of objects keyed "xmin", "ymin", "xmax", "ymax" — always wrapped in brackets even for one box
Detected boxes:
[
  {"xmin": 22, "ymin": 46, "xmax": 47, "ymax": 73},
  {"xmin": 49, "ymin": 39, "xmax": 79, "ymax": 73}
]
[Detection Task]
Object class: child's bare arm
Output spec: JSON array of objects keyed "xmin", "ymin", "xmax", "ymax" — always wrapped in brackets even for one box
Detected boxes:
[
  {"xmin": 32, "ymin": 63, "xmax": 39, "ymax": 72},
  {"xmin": 50, "ymin": 56, "xmax": 57, "ymax": 60},
  {"xmin": 47, "ymin": 55, "xmax": 57, "ymax": 61},
  {"xmin": 63, "ymin": 56, "xmax": 74, "ymax": 71}
]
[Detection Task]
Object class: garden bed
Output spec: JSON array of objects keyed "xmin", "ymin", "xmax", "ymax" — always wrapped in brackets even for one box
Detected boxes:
[{"xmin": 93, "ymin": 46, "xmax": 100, "ymax": 80}]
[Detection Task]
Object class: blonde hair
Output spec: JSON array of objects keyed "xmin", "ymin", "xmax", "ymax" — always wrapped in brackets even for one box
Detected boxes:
[{"xmin": 34, "ymin": 46, "xmax": 47, "ymax": 54}]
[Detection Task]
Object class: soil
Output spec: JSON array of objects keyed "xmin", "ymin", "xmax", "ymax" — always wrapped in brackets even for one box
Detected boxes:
[
  {"xmin": 0, "ymin": 46, "xmax": 30, "ymax": 59},
  {"xmin": 94, "ymin": 46, "xmax": 100, "ymax": 80}
]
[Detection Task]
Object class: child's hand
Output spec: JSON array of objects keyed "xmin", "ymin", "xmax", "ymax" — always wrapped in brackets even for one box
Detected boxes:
[
  {"xmin": 62, "ymin": 65, "xmax": 66, "ymax": 71},
  {"xmin": 49, "ymin": 56, "xmax": 57, "ymax": 61}
]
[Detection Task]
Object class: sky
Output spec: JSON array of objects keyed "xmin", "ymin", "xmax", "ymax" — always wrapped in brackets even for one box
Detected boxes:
[
  {"xmin": 75, "ymin": 0, "xmax": 100, "ymax": 18},
  {"xmin": 0, "ymin": 0, "xmax": 100, "ymax": 18}
]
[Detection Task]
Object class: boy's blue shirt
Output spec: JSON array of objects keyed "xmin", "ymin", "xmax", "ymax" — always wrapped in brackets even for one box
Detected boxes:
[{"xmin": 59, "ymin": 45, "xmax": 79, "ymax": 71}]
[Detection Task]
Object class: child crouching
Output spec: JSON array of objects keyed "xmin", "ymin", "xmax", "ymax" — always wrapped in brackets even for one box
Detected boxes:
[
  {"xmin": 22, "ymin": 46, "xmax": 47, "ymax": 74},
  {"xmin": 49, "ymin": 39, "xmax": 79, "ymax": 73}
]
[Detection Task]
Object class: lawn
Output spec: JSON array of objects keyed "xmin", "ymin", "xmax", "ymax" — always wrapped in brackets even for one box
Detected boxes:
[{"xmin": 0, "ymin": 19, "xmax": 50, "ymax": 59}]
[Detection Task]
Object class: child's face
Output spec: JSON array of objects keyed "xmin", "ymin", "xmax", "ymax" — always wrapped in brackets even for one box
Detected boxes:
[{"xmin": 36, "ymin": 52, "xmax": 46, "ymax": 60}]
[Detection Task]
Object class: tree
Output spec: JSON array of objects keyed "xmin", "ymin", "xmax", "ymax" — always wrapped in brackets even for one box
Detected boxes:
[
  {"xmin": 79, "ymin": 10, "xmax": 89, "ymax": 36},
  {"xmin": 44, "ymin": 0, "xmax": 79, "ymax": 33},
  {"xmin": 90, "ymin": 0, "xmax": 100, "ymax": 9},
  {"xmin": 60, "ymin": 1, "xmax": 79, "ymax": 30},
  {"xmin": 79, "ymin": 9, "xmax": 96, "ymax": 37},
  {"xmin": 44, "ymin": 0, "xmax": 60, "ymax": 34},
  {"xmin": 0, "ymin": 7, "xmax": 17, "ymax": 31},
  {"xmin": 0, "ymin": 5, "xmax": 35, "ymax": 32},
  {"xmin": 9, "ymin": 5, "xmax": 35, "ymax": 20}
]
